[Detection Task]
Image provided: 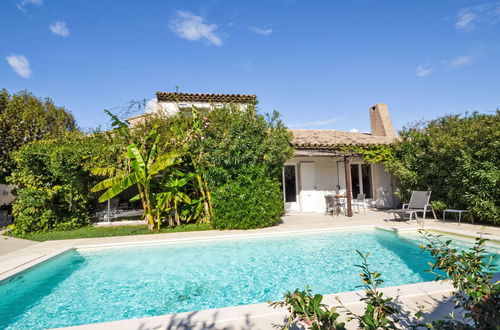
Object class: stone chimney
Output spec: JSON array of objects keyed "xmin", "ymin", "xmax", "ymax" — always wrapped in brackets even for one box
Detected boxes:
[{"xmin": 370, "ymin": 104, "xmax": 395, "ymax": 137}]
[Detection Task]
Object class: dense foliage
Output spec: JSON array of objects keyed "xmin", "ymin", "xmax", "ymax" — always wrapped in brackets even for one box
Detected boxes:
[
  {"xmin": 388, "ymin": 112, "xmax": 500, "ymax": 224},
  {"xmin": 194, "ymin": 105, "xmax": 294, "ymax": 229},
  {"xmin": 90, "ymin": 104, "xmax": 293, "ymax": 231},
  {"xmin": 272, "ymin": 233, "xmax": 499, "ymax": 329},
  {"xmin": 211, "ymin": 173, "xmax": 284, "ymax": 229},
  {"xmin": 0, "ymin": 89, "xmax": 77, "ymax": 183},
  {"xmin": 7, "ymin": 134, "xmax": 106, "ymax": 234}
]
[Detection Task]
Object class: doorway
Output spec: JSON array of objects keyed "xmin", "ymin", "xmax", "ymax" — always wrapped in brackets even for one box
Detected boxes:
[{"xmin": 350, "ymin": 164, "xmax": 373, "ymax": 198}]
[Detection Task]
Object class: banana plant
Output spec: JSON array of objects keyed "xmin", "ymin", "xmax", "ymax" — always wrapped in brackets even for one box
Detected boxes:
[
  {"xmin": 162, "ymin": 176, "xmax": 191, "ymax": 226},
  {"xmin": 91, "ymin": 124, "xmax": 179, "ymax": 229}
]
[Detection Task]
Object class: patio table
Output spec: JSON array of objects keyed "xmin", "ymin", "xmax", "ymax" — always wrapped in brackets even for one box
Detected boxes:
[{"xmin": 442, "ymin": 209, "xmax": 471, "ymax": 226}]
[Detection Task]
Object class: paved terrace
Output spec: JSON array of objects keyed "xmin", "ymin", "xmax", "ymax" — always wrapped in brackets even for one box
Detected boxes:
[{"xmin": 0, "ymin": 211, "xmax": 499, "ymax": 329}]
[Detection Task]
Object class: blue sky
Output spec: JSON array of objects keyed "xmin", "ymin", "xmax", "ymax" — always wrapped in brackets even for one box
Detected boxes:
[{"xmin": 1, "ymin": 0, "xmax": 499, "ymax": 132}]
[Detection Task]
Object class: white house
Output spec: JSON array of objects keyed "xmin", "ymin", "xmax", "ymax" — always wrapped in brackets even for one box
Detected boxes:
[
  {"xmin": 125, "ymin": 92, "xmax": 256, "ymax": 126},
  {"xmin": 127, "ymin": 92, "xmax": 398, "ymax": 214},
  {"xmin": 284, "ymin": 104, "xmax": 397, "ymax": 213}
]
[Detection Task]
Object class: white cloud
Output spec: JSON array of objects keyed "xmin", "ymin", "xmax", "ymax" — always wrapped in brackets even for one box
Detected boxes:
[
  {"xmin": 248, "ymin": 26, "xmax": 273, "ymax": 36},
  {"xmin": 456, "ymin": 11, "xmax": 477, "ymax": 31},
  {"xmin": 288, "ymin": 117, "xmax": 337, "ymax": 128},
  {"xmin": 6, "ymin": 54, "xmax": 32, "ymax": 78},
  {"xmin": 448, "ymin": 55, "xmax": 474, "ymax": 68},
  {"xmin": 49, "ymin": 21, "xmax": 70, "ymax": 37},
  {"xmin": 456, "ymin": 2, "xmax": 500, "ymax": 31},
  {"xmin": 17, "ymin": 0, "xmax": 42, "ymax": 12},
  {"xmin": 416, "ymin": 64, "xmax": 433, "ymax": 77},
  {"xmin": 169, "ymin": 11, "xmax": 222, "ymax": 46},
  {"xmin": 349, "ymin": 128, "xmax": 360, "ymax": 133}
]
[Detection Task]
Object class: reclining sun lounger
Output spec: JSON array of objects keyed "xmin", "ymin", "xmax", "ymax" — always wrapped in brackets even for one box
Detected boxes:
[{"xmin": 388, "ymin": 191, "xmax": 437, "ymax": 223}]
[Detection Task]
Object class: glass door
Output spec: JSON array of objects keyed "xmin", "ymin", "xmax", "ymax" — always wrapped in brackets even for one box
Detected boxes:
[{"xmin": 350, "ymin": 164, "xmax": 373, "ymax": 198}]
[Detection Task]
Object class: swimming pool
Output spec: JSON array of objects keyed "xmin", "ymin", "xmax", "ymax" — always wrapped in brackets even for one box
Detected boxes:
[{"xmin": 0, "ymin": 229, "xmax": 496, "ymax": 329}]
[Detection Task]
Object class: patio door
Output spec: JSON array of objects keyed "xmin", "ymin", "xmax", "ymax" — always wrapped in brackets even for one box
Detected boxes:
[
  {"xmin": 282, "ymin": 165, "xmax": 299, "ymax": 212},
  {"xmin": 350, "ymin": 164, "xmax": 373, "ymax": 198},
  {"xmin": 299, "ymin": 162, "xmax": 316, "ymax": 212}
]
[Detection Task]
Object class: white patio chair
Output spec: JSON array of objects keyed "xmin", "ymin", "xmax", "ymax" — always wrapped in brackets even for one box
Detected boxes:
[{"xmin": 353, "ymin": 194, "xmax": 366, "ymax": 213}]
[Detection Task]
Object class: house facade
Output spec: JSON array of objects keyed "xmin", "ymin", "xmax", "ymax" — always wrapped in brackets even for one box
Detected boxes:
[
  {"xmin": 283, "ymin": 104, "xmax": 397, "ymax": 213},
  {"xmin": 125, "ymin": 92, "xmax": 256, "ymax": 126},
  {"xmin": 127, "ymin": 92, "xmax": 398, "ymax": 214}
]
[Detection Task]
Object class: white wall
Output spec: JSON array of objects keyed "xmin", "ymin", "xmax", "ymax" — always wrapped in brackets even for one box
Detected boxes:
[
  {"xmin": 285, "ymin": 157, "xmax": 395, "ymax": 213},
  {"xmin": 157, "ymin": 101, "xmax": 248, "ymax": 116}
]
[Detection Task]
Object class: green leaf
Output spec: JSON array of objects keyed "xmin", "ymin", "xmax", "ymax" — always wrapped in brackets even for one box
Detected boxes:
[{"xmin": 98, "ymin": 172, "xmax": 140, "ymax": 202}]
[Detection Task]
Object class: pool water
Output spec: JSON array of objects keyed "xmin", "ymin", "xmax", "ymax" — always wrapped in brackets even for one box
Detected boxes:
[{"xmin": 0, "ymin": 229, "xmax": 496, "ymax": 329}]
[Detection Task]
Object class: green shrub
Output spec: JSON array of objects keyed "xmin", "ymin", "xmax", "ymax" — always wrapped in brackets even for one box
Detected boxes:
[
  {"xmin": 211, "ymin": 172, "xmax": 284, "ymax": 229},
  {"xmin": 388, "ymin": 111, "xmax": 500, "ymax": 224},
  {"xmin": 8, "ymin": 134, "xmax": 107, "ymax": 234}
]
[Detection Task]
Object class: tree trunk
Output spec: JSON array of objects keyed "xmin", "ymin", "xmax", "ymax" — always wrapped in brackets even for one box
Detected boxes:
[
  {"xmin": 143, "ymin": 185, "xmax": 155, "ymax": 230},
  {"xmin": 174, "ymin": 200, "xmax": 180, "ymax": 226},
  {"xmin": 195, "ymin": 173, "xmax": 211, "ymax": 223}
]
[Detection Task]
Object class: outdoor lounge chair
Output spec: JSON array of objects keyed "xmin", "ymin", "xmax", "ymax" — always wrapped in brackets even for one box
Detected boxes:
[{"xmin": 388, "ymin": 191, "xmax": 437, "ymax": 223}]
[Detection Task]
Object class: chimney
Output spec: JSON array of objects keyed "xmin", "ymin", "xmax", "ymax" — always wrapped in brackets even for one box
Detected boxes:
[{"xmin": 370, "ymin": 104, "xmax": 395, "ymax": 137}]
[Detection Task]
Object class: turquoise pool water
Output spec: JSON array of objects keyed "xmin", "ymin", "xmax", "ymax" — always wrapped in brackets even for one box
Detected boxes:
[{"xmin": 0, "ymin": 229, "xmax": 496, "ymax": 329}]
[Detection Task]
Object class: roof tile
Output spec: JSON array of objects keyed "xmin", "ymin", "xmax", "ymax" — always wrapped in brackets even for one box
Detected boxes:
[{"xmin": 156, "ymin": 92, "xmax": 257, "ymax": 103}]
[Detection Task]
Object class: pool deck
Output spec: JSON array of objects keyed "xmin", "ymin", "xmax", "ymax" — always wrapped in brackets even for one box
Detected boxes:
[{"xmin": 1, "ymin": 210, "xmax": 499, "ymax": 329}]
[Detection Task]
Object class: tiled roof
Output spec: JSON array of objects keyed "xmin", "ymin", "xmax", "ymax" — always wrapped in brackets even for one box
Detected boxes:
[
  {"xmin": 156, "ymin": 92, "xmax": 257, "ymax": 103},
  {"xmin": 291, "ymin": 129, "xmax": 397, "ymax": 149}
]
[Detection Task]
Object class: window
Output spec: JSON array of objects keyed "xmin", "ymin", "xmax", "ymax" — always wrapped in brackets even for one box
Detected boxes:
[
  {"xmin": 283, "ymin": 165, "xmax": 297, "ymax": 202},
  {"xmin": 350, "ymin": 164, "xmax": 373, "ymax": 198}
]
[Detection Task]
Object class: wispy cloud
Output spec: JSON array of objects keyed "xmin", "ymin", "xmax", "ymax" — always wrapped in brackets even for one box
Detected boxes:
[
  {"xmin": 456, "ymin": 2, "xmax": 500, "ymax": 31},
  {"xmin": 456, "ymin": 11, "xmax": 477, "ymax": 31},
  {"xmin": 16, "ymin": 0, "xmax": 42, "ymax": 12},
  {"xmin": 447, "ymin": 55, "xmax": 474, "ymax": 69},
  {"xmin": 169, "ymin": 11, "xmax": 222, "ymax": 46},
  {"xmin": 416, "ymin": 64, "xmax": 433, "ymax": 77},
  {"xmin": 49, "ymin": 21, "xmax": 70, "ymax": 37},
  {"xmin": 349, "ymin": 128, "xmax": 360, "ymax": 133},
  {"xmin": 417, "ymin": 53, "xmax": 476, "ymax": 77},
  {"xmin": 288, "ymin": 117, "xmax": 337, "ymax": 128},
  {"xmin": 248, "ymin": 26, "xmax": 273, "ymax": 36},
  {"xmin": 6, "ymin": 55, "xmax": 32, "ymax": 78}
]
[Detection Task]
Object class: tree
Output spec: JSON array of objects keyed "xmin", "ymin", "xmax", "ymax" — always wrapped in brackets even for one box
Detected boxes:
[
  {"xmin": 91, "ymin": 122, "xmax": 179, "ymax": 230},
  {"xmin": 0, "ymin": 89, "xmax": 78, "ymax": 182}
]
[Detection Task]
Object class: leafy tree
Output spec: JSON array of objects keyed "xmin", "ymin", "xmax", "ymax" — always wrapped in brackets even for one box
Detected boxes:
[
  {"xmin": 192, "ymin": 104, "xmax": 293, "ymax": 229},
  {"xmin": 0, "ymin": 89, "xmax": 77, "ymax": 182},
  {"xmin": 7, "ymin": 134, "xmax": 106, "ymax": 234},
  {"xmin": 387, "ymin": 111, "xmax": 500, "ymax": 224}
]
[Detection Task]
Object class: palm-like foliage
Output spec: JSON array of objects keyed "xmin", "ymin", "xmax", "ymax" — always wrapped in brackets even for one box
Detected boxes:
[{"xmin": 91, "ymin": 124, "xmax": 179, "ymax": 229}]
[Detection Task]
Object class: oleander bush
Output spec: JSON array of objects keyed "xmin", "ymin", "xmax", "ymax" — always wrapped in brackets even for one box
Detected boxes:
[{"xmin": 387, "ymin": 111, "xmax": 500, "ymax": 224}]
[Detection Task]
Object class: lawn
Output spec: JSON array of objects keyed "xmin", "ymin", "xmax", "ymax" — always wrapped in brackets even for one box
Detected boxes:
[{"xmin": 5, "ymin": 223, "xmax": 213, "ymax": 242}]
